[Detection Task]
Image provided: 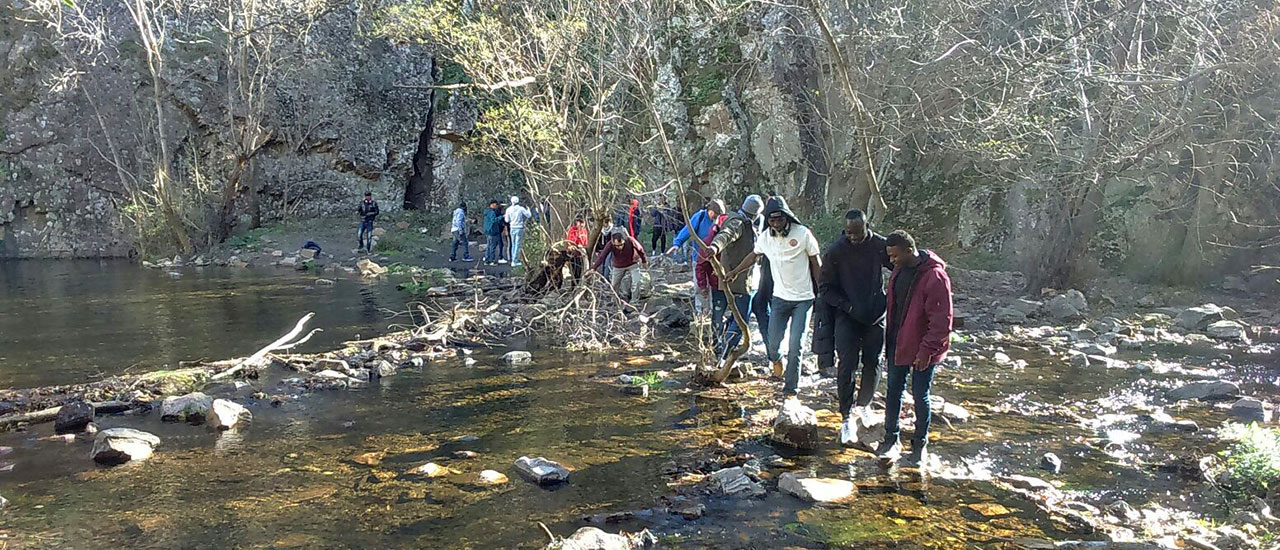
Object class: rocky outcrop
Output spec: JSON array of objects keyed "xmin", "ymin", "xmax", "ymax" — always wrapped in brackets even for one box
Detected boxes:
[{"xmin": 91, "ymin": 428, "xmax": 160, "ymax": 465}]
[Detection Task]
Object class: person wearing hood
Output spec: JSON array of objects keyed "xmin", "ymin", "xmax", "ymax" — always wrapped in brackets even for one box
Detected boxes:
[
  {"xmin": 820, "ymin": 210, "xmax": 894, "ymax": 441},
  {"xmin": 726, "ymin": 196, "xmax": 821, "ymax": 397},
  {"xmin": 625, "ymin": 198, "xmax": 643, "ymax": 239},
  {"xmin": 667, "ymin": 198, "xmax": 725, "ymax": 313},
  {"xmin": 706, "ymin": 195, "xmax": 764, "ymax": 361},
  {"xmin": 483, "ymin": 199, "xmax": 505, "ymax": 265},
  {"xmin": 876, "ymin": 229, "xmax": 953, "ymax": 467},
  {"xmin": 504, "ymin": 196, "xmax": 533, "ymax": 267},
  {"xmin": 693, "ymin": 199, "xmax": 728, "ymax": 316},
  {"xmin": 450, "ymin": 201, "xmax": 474, "ymax": 262},
  {"xmin": 591, "ymin": 227, "xmax": 648, "ymax": 303}
]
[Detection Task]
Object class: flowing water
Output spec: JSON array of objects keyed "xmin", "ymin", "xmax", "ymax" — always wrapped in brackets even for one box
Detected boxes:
[{"xmin": 0, "ymin": 261, "xmax": 1270, "ymax": 548}]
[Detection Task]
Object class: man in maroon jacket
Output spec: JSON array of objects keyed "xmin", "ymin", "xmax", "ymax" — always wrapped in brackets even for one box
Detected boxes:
[
  {"xmin": 876, "ymin": 230, "xmax": 953, "ymax": 467},
  {"xmin": 592, "ymin": 227, "xmax": 648, "ymax": 303}
]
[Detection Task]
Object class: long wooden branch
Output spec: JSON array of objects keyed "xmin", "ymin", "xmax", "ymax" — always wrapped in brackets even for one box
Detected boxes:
[{"xmin": 211, "ymin": 312, "xmax": 316, "ymax": 381}]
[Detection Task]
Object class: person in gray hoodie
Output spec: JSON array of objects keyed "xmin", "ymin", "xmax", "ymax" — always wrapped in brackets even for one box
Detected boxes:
[{"xmin": 706, "ymin": 195, "xmax": 765, "ymax": 361}]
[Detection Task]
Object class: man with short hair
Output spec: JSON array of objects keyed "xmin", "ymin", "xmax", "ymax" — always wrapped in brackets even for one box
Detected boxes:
[
  {"xmin": 592, "ymin": 228, "xmax": 648, "ymax": 303},
  {"xmin": 483, "ymin": 199, "xmax": 505, "ymax": 265},
  {"xmin": 820, "ymin": 210, "xmax": 894, "ymax": 438},
  {"xmin": 504, "ymin": 196, "xmax": 533, "ymax": 267},
  {"xmin": 876, "ymin": 230, "xmax": 953, "ymax": 467},
  {"xmin": 357, "ymin": 191, "xmax": 379, "ymax": 253},
  {"xmin": 450, "ymin": 201, "xmax": 474, "ymax": 262},
  {"xmin": 727, "ymin": 196, "xmax": 820, "ymax": 397}
]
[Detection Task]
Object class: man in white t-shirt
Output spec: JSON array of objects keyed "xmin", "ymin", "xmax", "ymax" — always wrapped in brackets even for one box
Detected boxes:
[
  {"xmin": 504, "ymin": 195, "xmax": 533, "ymax": 267},
  {"xmin": 726, "ymin": 196, "xmax": 821, "ymax": 397}
]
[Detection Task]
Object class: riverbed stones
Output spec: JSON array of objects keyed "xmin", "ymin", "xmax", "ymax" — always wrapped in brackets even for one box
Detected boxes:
[
  {"xmin": 311, "ymin": 358, "xmax": 350, "ymax": 372},
  {"xmin": 1227, "ymin": 398, "xmax": 1271, "ymax": 423},
  {"xmin": 1074, "ymin": 342, "xmax": 1117, "ymax": 357},
  {"xmin": 995, "ymin": 307, "xmax": 1028, "ymax": 324},
  {"xmin": 406, "ymin": 462, "xmax": 451, "ymax": 478},
  {"xmin": 841, "ymin": 411, "xmax": 884, "ymax": 450},
  {"xmin": 1205, "ymin": 320, "xmax": 1250, "ymax": 343},
  {"xmin": 545, "ymin": 527, "xmax": 657, "ymax": 550},
  {"xmin": 1166, "ymin": 381, "xmax": 1240, "ymax": 402},
  {"xmin": 160, "ymin": 392, "xmax": 213, "ymax": 423},
  {"xmin": 372, "ymin": 360, "xmax": 397, "ymax": 378},
  {"xmin": 515, "ymin": 456, "xmax": 570, "ymax": 485},
  {"xmin": 54, "ymin": 400, "xmax": 95, "ymax": 433},
  {"xmin": 709, "ymin": 466, "xmax": 765, "ymax": 497},
  {"xmin": 208, "ymin": 399, "xmax": 251, "ymax": 430},
  {"xmin": 1176, "ymin": 304, "xmax": 1237, "ymax": 330},
  {"xmin": 1139, "ymin": 410, "xmax": 1199, "ymax": 433},
  {"xmin": 1046, "ymin": 290, "xmax": 1087, "ymax": 321},
  {"xmin": 777, "ymin": 472, "xmax": 857, "ymax": 503},
  {"xmin": 1040, "ymin": 452, "xmax": 1062, "ymax": 474},
  {"xmin": 771, "ymin": 398, "xmax": 820, "ymax": 451},
  {"xmin": 503, "ymin": 351, "xmax": 533, "ymax": 365},
  {"xmin": 476, "ymin": 470, "xmax": 509, "ymax": 485},
  {"xmin": 1002, "ymin": 474, "xmax": 1055, "ymax": 492},
  {"xmin": 91, "ymin": 428, "xmax": 160, "ymax": 465}
]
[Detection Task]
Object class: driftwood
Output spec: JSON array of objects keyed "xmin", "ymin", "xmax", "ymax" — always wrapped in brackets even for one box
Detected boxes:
[
  {"xmin": 211, "ymin": 312, "xmax": 319, "ymax": 381},
  {"xmin": 0, "ymin": 400, "xmax": 134, "ymax": 431}
]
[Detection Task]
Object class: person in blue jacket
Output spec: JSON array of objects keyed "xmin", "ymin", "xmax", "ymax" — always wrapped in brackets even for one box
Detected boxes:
[{"xmin": 666, "ymin": 198, "xmax": 724, "ymax": 313}]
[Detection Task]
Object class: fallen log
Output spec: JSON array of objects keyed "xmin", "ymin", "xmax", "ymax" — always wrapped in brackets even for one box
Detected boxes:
[
  {"xmin": 211, "ymin": 312, "xmax": 318, "ymax": 381},
  {"xmin": 0, "ymin": 400, "xmax": 135, "ymax": 431}
]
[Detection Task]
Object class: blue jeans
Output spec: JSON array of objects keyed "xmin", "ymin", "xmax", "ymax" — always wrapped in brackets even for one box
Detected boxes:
[
  {"xmin": 484, "ymin": 234, "xmax": 503, "ymax": 263},
  {"xmin": 450, "ymin": 231, "xmax": 470, "ymax": 260},
  {"xmin": 357, "ymin": 220, "xmax": 375, "ymax": 251},
  {"xmin": 766, "ymin": 296, "xmax": 812, "ymax": 395},
  {"xmin": 510, "ymin": 227, "xmax": 526, "ymax": 265},
  {"xmin": 883, "ymin": 364, "xmax": 936, "ymax": 447},
  {"xmin": 711, "ymin": 290, "xmax": 753, "ymax": 360}
]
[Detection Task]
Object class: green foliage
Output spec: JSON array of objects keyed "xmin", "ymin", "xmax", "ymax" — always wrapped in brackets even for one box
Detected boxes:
[
  {"xmin": 226, "ymin": 227, "xmax": 272, "ymax": 250},
  {"xmin": 1215, "ymin": 423, "xmax": 1280, "ymax": 504},
  {"xmin": 630, "ymin": 371, "xmax": 663, "ymax": 387}
]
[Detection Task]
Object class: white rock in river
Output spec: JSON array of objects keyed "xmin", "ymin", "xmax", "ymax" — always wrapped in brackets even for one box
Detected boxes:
[
  {"xmin": 91, "ymin": 428, "xmax": 161, "ymax": 465},
  {"xmin": 160, "ymin": 392, "xmax": 213, "ymax": 422},
  {"xmin": 771, "ymin": 398, "xmax": 820, "ymax": 450},
  {"xmin": 1205, "ymin": 320, "xmax": 1250, "ymax": 343},
  {"xmin": 515, "ymin": 456, "xmax": 570, "ymax": 484},
  {"xmin": 476, "ymin": 470, "xmax": 509, "ymax": 485},
  {"xmin": 545, "ymin": 526, "xmax": 657, "ymax": 550},
  {"xmin": 503, "ymin": 351, "xmax": 533, "ymax": 365},
  {"xmin": 1175, "ymin": 303, "xmax": 1236, "ymax": 330},
  {"xmin": 208, "ymin": 399, "xmax": 251, "ymax": 430},
  {"xmin": 778, "ymin": 471, "xmax": 857, "ymax": 503}
]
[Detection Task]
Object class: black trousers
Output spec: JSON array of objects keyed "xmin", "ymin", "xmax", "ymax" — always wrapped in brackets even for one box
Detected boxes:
[
  {"xmin": 651, "ymin": 228, "xmax": 667, "ymax": 253},
  {"xmin": 834, "ymin": 314, "xmax": 885, "ymax": 418}
]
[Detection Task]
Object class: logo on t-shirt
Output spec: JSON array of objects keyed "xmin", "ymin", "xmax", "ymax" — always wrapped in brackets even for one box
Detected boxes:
[{"xmin": 789, "ymin": 239, "xmax": 798, "ymax": 247}]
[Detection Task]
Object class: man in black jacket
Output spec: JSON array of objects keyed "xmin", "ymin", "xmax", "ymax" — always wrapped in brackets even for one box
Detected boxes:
[
  {"xmin": 819, "ymin": 209, "xmax": 893, "ymax": 428},
  {"xmin": 357, "ymin": 192, "xmax": 379, "ymax": 253}
]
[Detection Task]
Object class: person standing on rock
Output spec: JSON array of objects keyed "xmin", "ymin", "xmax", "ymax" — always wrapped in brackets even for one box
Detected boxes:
[
  {"xmin": 819, "ymin": 210, "xmax": 894, "ymax": 437},
  {"xmin": 876, "ymin": 229, "xmax": 953, "ymax": 467},
  {"xmin": 726, "ymin": 196, "xmax": 821, "ymax": 397},
  {"xmin": 668, "ymin": 199, "xmax": 724, "ymax": 314},
  {"xmin": 483, "ymin": 199, "xmax": 505, "ymax": 266},
  {"xmin": 357, "ymin": 191, "xmax": 379, "ymax": 253},
  {"xmin": 650, "ymin": 197, "xmax": 673, "ymax": 254},
  {"xmin": 592, "ymin": 227, "xmax": 648, "ymax": 304},
  {"xmin": 707, "ymin": 195, "xmax": 764, "ymax": 363},
  {"xmin": 504, "ymin": 195, "xmax": 533, "ymax": 267},
  {"xmin": 449, "ymin": 201, "xmax": 474, "ymax": 263}
]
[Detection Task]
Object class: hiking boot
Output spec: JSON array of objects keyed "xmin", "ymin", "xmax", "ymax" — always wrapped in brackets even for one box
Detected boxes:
[
  {"xmin": 771, "ymin": 360, "xmax": 784, "ymax": 378},
  {"xmin": 904, "ymin": 441, "xmax": 929, "ymax": 468},
  {"xmin": 875, "ymin": 438, "xmax": 902, "ymax": 461}
]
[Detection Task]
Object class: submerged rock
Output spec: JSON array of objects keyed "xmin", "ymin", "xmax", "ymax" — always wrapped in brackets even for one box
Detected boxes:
[
  {"xmin": 777, "ymin": 472, "xmax": 857, "ymax": 503},
  {"xmin": 515, "ymin": 456, "xmax": 570, "ymax": 485},
  {"xmin": 1002, "ymin": 474, "xmax": 1055, "ymax": 492},
  {"xmin": 91, "ymin": 428, "xmax": 160, "ymax": 465},
  {"xmin": 771, "ymin": 398, "xmax": 820, "ymax": 451},
  {"xmin": 1040, "ymin": 452, "xmax": 1062, "ymax": 474},
  {"xmin": 1166, "ymin": 381, "xmax": 1239, "ymax": 402},
  {"xmin": 503, "ymin": 351, "xmax": 533, "ymax": 365},
  {"xmin": 1227, "ymin": 398, "xmax": 1272, "ymax": 423},
  {"xmin": 160, "ymin": 392, "xmax": 213, "ymax": 423},
  {"xmin": 208, "ymin": 399, "xmax": 251, "ymax": 430},
  {"xmin": 54, "ymin": 400, "xmax": 95, "ymax": 434},
  {"xmin": 654, "ymin": 306, "xmax": 691, "ymax": 328},
  {"xmin": 545, "ymin": 527, "xmax": 657, "ymax": 550}
]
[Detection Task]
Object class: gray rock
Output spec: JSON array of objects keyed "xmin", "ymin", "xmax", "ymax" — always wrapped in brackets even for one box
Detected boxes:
[
  {"xmin": 1040, "ymin": 452, "xmax": 1062, "ymax": 474},
  {"xmin": 160, "ymin": 392, "xmax": 213, "ymax": 422},
  {"xmin": 545, "ymin": 527, "xmax": 657, "ymax": 550},
  {"xmin": 840, "ymin": 410, "xmax": 884, "ymax": 450},
  {"xmin": 91, "ymin": 428, "xmax": 160, "ymax": 465},
  {"xmin": 311, "ymin": 358, "xmax": 350, "ymax": 372},
  {"xmin": 54, "ymin": 401, "xmax": 95, "ymax": 434},
  {"xmin": 208, "ymin": 399, "xmax": 251, "ymax": 431},
  {"xmin": 483, "ymin": 312, "xmax": 512, "ymax": 329},
  {"xmin": 709, "ymin": 466, "xmax": 765, "ymax": 497},
  {"xmin": 1002, "ymin": 474, "xmax": 1055, "ymax": 492},
  {"xmin": 1205, "ymin": 320, "xmax": 1250, "ymax": 344},
  {"xmin": 372, "ymin": 360, "xmax": 397, "ymax": 378},
  {"xmin": 1139, "ymin": 410, "xmax": 1200, "ymax": 433},
  {"xmin": 0, "ymin": 495, "xmax": 7, "ymax": 509},
  {"xmin": 654, "ymin": 306, "xmax": 690, "ymax": 328},
  {"xmin": 1227, "ymin": 398, "xmax": 1272, "ymax": 423},
  {"xmin": 1010, "ymin": 298, "xmax": 1043, "ymax": 317},
  {"xmin": 1106, "ymin": 500, "xmax": 1141, "ymax": 522},
  {"xmin": 1046, "ymin": 295, "xmax": 1083, "ymax": 321},
  {"xmin": 503, "ymin": 351, "xmax": 533, "ymax": 365},
  {"xmin": 1068, "ymin": 352, "xmax": 1090, "ymax": 367},
  {"xmin": 1176, "ymin": 304, "xmax": 1238, "ymax": 330},
  {"xmin": 299, "ymin": 248, "xmax": 317, "ymax": 259},
  {"xmin": 1062, "ymin": 289, "xmax": 1088, "ymax": 312},
  {"xmin": 514, "ymin": 456, "xmax": 570, "ymax": 485},
  {"xmin": 771, "ymin": 398, "xmax": 820, "ymax": 451},
  {"xmin": 777, "ymin": 471, "xmax": 857, "ymax": 503},
  {"xmin": 1166, "ymin": 381, "xmax": 1240, "ymax": 402},
  {"xmin": 995, "ymin": 307, "xmax": 1028, "ymax": 324},
  {"xmin": 1073, "ymin": 342, "xmax": 1116, "ymax": 356}
]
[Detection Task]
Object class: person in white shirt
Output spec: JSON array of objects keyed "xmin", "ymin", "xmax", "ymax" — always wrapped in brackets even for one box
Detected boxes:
[
  {"xmin": 726, "ymin": 196, "xmax": 820, "ymax": 397},
  {"xmin": 504, "ymin": 195, "xmax": 533, "ymax": 267}
]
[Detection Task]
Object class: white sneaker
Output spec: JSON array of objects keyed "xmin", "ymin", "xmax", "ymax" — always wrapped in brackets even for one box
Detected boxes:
[
  {"xmin": 839, "ymin": 417, "xmax": 856, "ymax": 447},
  {"xmin": 498, "ymin": 259, "xmax": 508, "ymax": 264}
]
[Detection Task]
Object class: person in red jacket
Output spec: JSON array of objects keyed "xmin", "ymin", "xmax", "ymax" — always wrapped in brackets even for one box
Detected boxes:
[
  {"xmin": 876, "ymin": 230, "xmax": 953, "ymax": 467},
  {"xmin": 566, "ymin": 217, "xmax": 590, "ymax": 249}
]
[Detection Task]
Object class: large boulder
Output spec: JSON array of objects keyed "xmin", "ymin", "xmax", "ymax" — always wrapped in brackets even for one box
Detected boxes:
[
  {"xmin": 208, "ymin": 399, "xmax": 251, "ymax": 430},
  {"xmin": 545, "ymin": 527, "xmax": 657, "ymax": 550},
  {"xmin": 771, "ymin": 399, "xmax": 820, "ymax": 451},
  {"xmin": 54, "ymin": 401, "xmax": 95, "ymax": 434},
  {"xmin": 91, "ymin": 428, "xmax": 160, "ymax": 465},
  {"xmin": 514, "ymin": 456, "xmax": 570, "ymax": 485},
  {"xmin": 1205, "ymin": 320, "xmax": 1250, "ymax": 344},
  {"xmin": 1045, "ymin": 295, "xmax": 1083, "ymax": 321},
  {"xmin": 160, "ymin": 392, "xmax": 213, "ymax": 422},
  {"xmin": 1175, "ymin": 304, "xmax": 1237, "ymax": 330},
  {"xmin": 777, "ymin": 472, "xmax": 857, "ymax": 503},
  {"xmin": 1166, "ymin": 381, "xmax": 1240, "ymax": 402},
  {"xmin": 1227, "ymin": 398, "xmax": 1272, "ymax": 423}
]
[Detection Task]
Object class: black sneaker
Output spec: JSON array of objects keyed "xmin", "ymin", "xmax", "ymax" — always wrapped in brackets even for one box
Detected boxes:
[
  {"xmin": 903, "ymin": 441, "xmax": 929, "ymax": 467},
  {"xmin": 875, "ymin": 439, "xmax": 902, "ymax": 462}
]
